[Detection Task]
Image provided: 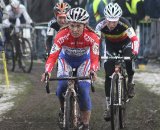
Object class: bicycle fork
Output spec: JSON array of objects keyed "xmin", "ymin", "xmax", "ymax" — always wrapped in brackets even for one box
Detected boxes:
[{"xmin": 110, "ymin": 73, "xmax": 123, "ymax": 107}]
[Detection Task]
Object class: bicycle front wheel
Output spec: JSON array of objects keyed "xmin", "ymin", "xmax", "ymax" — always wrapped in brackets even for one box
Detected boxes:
[
  {"xmin": 64, "ymin": 91, "xmax": 80, "ymax": 130},
  {"xmin": 4, "ymin": 41, "xmax": 15, "ymax": 72},
  {"xmin": 110, "ymin": 74, "xmax": 119, "ymax": 130},
  {"xmin": 119, "ymin": 77, "xmax": 127, "ymax": 129},
  {"xmin": 64, "ymin": 91, "xmax": 72, "ymax": 130},
  {"xmin": 19, "ymin": 38, "xmax": 33, "ymax": 73}
]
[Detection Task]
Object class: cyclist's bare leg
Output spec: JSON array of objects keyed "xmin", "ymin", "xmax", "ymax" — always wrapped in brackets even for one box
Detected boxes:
[{"xmin": 81, "ymin": 111, "xmax": 91, "ymax": 125}]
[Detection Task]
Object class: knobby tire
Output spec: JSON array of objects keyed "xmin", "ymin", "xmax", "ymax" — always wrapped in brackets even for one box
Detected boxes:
[{"xmin": 110, "ymin": 74, "xmax": 119, "ymax": 130}]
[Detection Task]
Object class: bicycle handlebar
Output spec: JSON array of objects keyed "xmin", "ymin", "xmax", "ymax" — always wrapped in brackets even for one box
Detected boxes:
[
  {"xmin": 49, "ymin": 76, "xmax": 91, "ymax": 81},
  {"xmin": 101, "ymin": 56, "xmax": 131, "ymax": 60},
  {"xmin": 45, "ymin": 75, "xmax": 95, "ymax": 94}
]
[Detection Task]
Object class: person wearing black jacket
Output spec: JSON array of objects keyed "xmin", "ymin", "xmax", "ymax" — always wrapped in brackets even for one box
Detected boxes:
[{"xmin": 45, "ymin": 2, "xmax": 71, "ymax": 56}]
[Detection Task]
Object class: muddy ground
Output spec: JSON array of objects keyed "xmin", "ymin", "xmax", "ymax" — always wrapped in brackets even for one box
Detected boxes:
[{"xmin": 0, "ymin": 62, "xmax": 160, "ymax": 130}]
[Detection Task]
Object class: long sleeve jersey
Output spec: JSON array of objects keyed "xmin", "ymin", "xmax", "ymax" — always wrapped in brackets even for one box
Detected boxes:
[
  {"xmin": 45, "ymin": 26, "xmax": 100, "ymax": 73},
  {"xmin": 3, "ymin": 4, "xmax": 32, "ymax": 26},
  {"xmin": 95, "ymin": 17, "xmax": 140, "ymax": 55}
]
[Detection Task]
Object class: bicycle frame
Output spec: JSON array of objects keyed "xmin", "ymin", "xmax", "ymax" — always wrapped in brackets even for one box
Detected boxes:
[
  {"xmin": 101, "ymin": 55, "xmax": 131, "ymax": 130},
  {"xmin": 63, "ymin": 79, "xmax": 79, "ymax": 128},
  {"xmin": 10, "ymin": 25, "xmax": 33, "ymax": 72},
  {"xmin": 45, "ymin": 70, "xmax": 94, "ymax": 129}
]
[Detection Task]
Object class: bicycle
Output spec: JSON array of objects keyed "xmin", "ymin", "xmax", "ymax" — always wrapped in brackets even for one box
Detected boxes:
[
  {"xmin": 4, "ymin": 24, "xmax": 33, "ymax": 73},
  {"xmin": 45, "ymin": 68, "xmax": 95, "ymax": 130},
  {"xmin": 101, "ymin": 53, "xmax": 131, "ymax": 130}
]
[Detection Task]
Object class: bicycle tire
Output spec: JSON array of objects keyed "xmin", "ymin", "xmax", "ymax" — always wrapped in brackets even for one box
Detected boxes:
[
  {"xmin": 64, "ymin": 90, "xmax": 73, "ymax": 130},
  {"xmin": 4, "ymin": 41, "xmax": 15, "ymax": 72},
  {"xmin": 110, "ymin": 74, "xmax": 119, "ymax": 130},
  {"xmin": 119, "ymin": 77, "xmax": 127, "ymax": 129},
  {"xmin": 19, "ymin": 38, "xmax": 33, "ymax": 73},
  {"xmin": 72, "ymin": 94, "xmax": 80, "ymax": 129}
]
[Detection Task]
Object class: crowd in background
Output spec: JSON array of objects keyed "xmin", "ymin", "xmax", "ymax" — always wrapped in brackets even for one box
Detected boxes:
[{"xmin": 1, "ymin": 0, "xmax": 160, "ymax": 66}]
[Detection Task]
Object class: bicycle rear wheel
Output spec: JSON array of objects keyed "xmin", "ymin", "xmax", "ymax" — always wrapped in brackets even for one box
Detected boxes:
[
  {"xmin": 4, "ymin": 41, "xmax": 15, "ymax": 71},
  {"xmin": 110, "ymin": 74, "xmax": 119, "ymax": 130},
  {"xmin": 19, "ymin": 38, "xmax": 33, "ymax": 73}
]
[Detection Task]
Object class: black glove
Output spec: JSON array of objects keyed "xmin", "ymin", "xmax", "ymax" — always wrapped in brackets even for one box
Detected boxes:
[
  {"xmin": 30, "ymin": 22, "xmax": 35, "ymax": 27},
  {"xmin": 10, "ymin": 24, "xmax": 14, "ymax": 29},
  {"xmin": 131, "ymin": 53, "xmax": 137, "ymax": 60}
]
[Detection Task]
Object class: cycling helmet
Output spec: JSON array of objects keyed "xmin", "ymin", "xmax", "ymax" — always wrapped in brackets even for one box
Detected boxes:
[
  {"xmin": 54, "ymin": 2, "xmax": 71, "ymax": 17},
  {"xmin": 104, "ymin": 3, "xmax": 122, "ymax": 21},
  {"xmin": 66, "ymin": 7, "xmax": 89, "ymax": 24},
  {"xmin": 10, "ymin": 0, "xmax": 20, "ymax": 8}
]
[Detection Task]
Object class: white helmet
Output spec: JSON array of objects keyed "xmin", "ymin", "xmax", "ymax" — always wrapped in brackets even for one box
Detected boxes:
[
  {"xmin": 11, "ymin": 0, "xmax": 20, "ymax": 8},
  {"xmin": 104, "ymin": 3, "xmax": 122, "ymax": 21},
  {"xmin": 66, "ymin": 7, "xmax": 89, "ymax": 24}
]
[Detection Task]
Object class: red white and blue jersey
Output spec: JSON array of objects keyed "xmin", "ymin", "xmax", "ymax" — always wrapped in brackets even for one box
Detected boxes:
[{"xmin": 45, "ymin": 26, "xmax": 100, "ymax": 73}]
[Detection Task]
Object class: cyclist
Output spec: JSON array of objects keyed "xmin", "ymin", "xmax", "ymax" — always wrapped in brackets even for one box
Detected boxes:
[
  {"xmin": 0, "ymin": 0, "xmax": 8, "ymax": 51},
  {"xmin": 41, "ymin": 7, "xmax": 100, "ymax": 130},
  {"xmin": 46, "ymin": 2, "xmax": 71, "ymax": 56},
  {"xmin": 2, "ymin": 0, "xmax": 33, "ymax": 42},
  {"xmin": 95, "ymin": 3, "xmax": 139, "ymax": 120}
]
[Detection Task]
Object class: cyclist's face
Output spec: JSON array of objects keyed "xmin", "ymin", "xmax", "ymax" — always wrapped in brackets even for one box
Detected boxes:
[
  {"xmin": 69, "ymin": 22, "xmax": 85, "ymax": 38},
  {"xmin": 57, "ymin": 15, "xmax": 67, "ymax": 27},
  {"xmin": 12, "ymin": 7, "xmax": 20, "ymax": 14},
  {"xmin": 106, "ymin": 20, "xmax": 119, "ymax": 30}
]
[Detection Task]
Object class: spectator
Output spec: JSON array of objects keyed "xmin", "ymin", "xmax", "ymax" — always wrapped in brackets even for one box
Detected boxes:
[
  {"xmin": 64, "ymin": 0, "xmax": 87, "ymax": 8},
  {"xmin": 86, "ymin": 0, "xmax": 107, "ymax": 29},
  {"xmin": 86, "ymin": 0, "xmax": 107, "ymax": 68},
  {"xmin": 144, "ymin": 0, "xmax": 160, "ymax": 19},
  {"xmin": 115, "ymin": 0, "xmax": 145, "ymax": 29},
  {"xmin": 143, "ymin": 0, "xmax": 160, "ymax": 59}
]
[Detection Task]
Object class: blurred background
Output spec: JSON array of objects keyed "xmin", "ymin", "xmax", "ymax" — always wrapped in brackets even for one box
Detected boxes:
[{"xmin": 2, "ymin": 0, "xmax": 160, "ymax": 67}]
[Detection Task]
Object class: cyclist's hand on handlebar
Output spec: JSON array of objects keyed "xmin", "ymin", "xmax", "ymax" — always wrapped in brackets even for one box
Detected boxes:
[
  {"xmin": 41, "ymin": 72, "xmax": 51, "ymax": 82},
  {"xmin": 131, "ymin": 53, "xmax": 137, "ymax": 60},
  {"xmin": 30, "ymin": 22, "xmax": 35, "ymax": 27},
  {"xmin": 10, "ymin": 24, "xmax": 14, "ymax": 29},
  {"xmin": 89, "ymin": 70, "xmax": 97, "ymax": 81}
]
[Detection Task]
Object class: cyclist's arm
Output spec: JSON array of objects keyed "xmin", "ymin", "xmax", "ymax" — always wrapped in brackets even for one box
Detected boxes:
[
  {"xmin": 2, "ymin": 18, "xmax": 11, "ymax": 27},
  {"xmin": 125, "ymin": 27, "xmax": 140, "ymax": 55},
  {"xmin": 95, "ymin": 19, "xmax": 107, "ymax": 38},
  {"xmin": 46, "ymin": 36, "xmax": 53, "ymax": 53},
  {"xmin": 90, "ymin": 33, "xmax": 100, "ymax": 72},
  {"xmin": 45, "ymin": 33, "xmax": 62, "ymax": 73},
  {"xmin": 21, "ymin": 5, "xmax": 32, "ymax": 24}
]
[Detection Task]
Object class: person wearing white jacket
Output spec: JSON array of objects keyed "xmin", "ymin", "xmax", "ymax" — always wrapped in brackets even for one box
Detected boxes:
[{"xmin": 3, "ymin": 0, "xmax": 33, "ymax": 28}]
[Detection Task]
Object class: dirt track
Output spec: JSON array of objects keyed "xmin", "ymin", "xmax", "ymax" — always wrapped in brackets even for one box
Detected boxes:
[{"xmin": 0, "ymin": 62, "xmax": 160, "ymax": 130}]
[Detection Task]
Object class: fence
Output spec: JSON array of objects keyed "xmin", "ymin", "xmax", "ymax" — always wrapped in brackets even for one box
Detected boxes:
[
  {"xmin": 138, "ymin": 18, "xmax": 160, "ymax": 62},
  {"xmin": 125, "ymin": 17, "xmax": 160, "ymax": 64},
  {"xmin": 2, "ymin": 19, "xmax": 159, "ymax": 63},
  {"xmin": 22, "ymin": 24, "xmax": 57, "ymax": 60}
]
